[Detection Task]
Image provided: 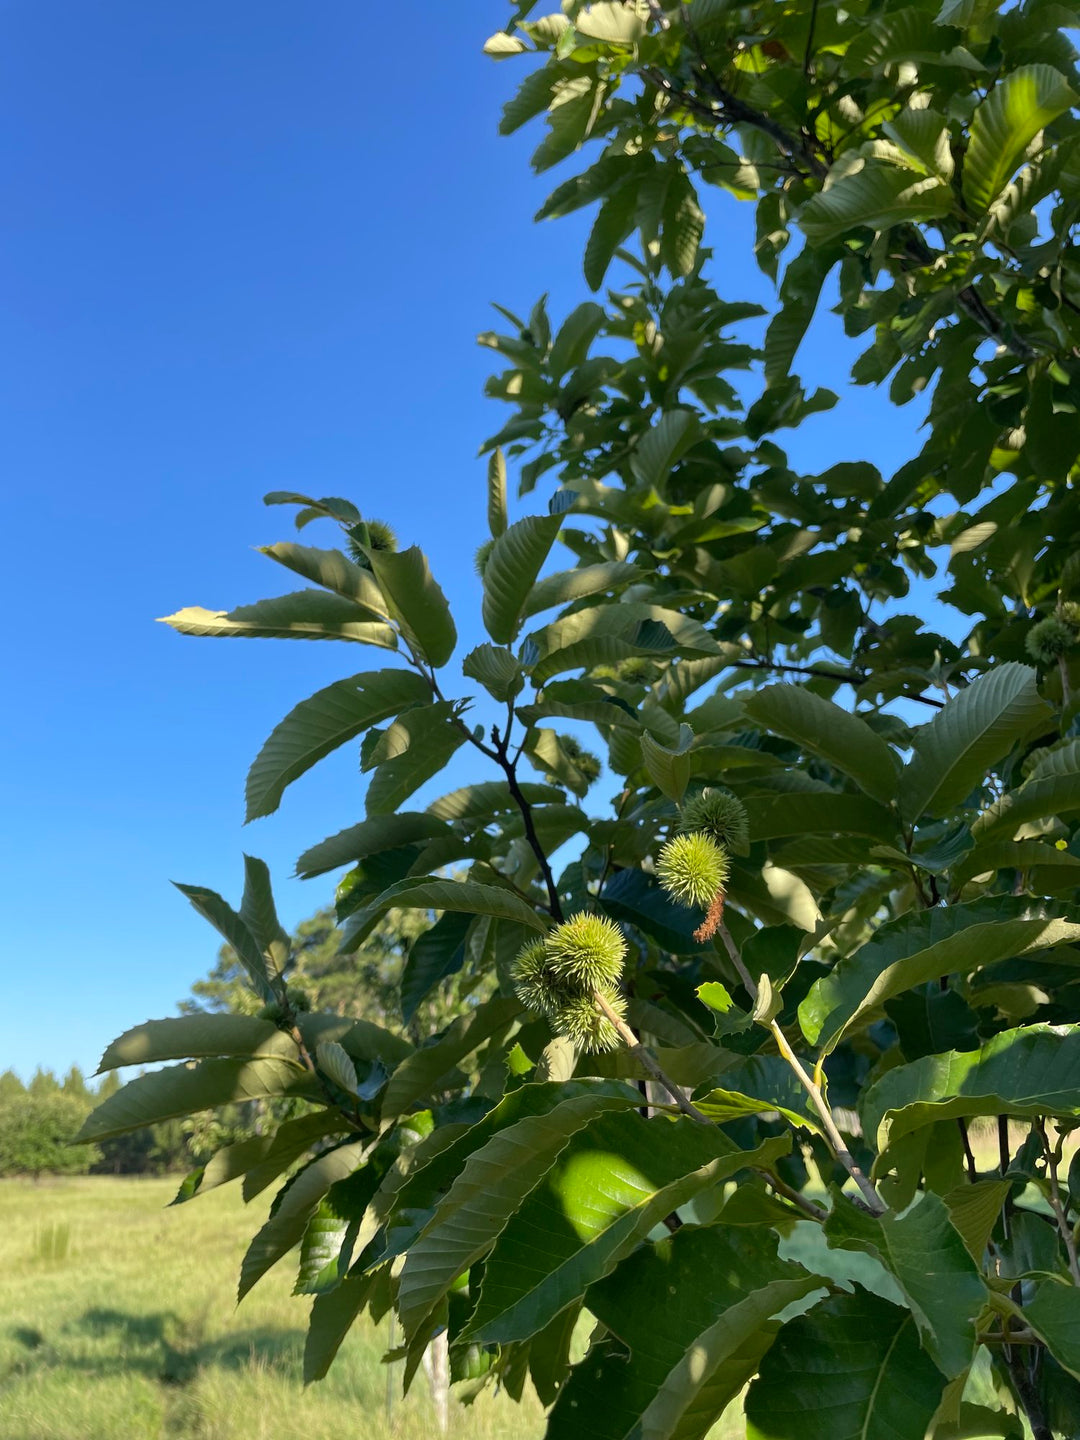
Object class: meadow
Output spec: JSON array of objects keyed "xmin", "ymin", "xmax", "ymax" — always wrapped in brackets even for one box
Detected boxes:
[{"xmin": 0, "ymin": 1176, "xmax": 545, "ymax": 1440}]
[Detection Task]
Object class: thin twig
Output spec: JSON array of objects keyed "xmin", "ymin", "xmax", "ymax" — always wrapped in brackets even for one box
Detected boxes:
[{"xmin": 718, "ymin": 923, "xmax": 887, "ymax": 1214}]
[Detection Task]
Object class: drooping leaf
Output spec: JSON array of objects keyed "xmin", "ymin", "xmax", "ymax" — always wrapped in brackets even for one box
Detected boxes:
[
  {"xmin": 1024, "ymin": 1280, "xmax": 1080, "ymax": 1381},
  {"xmin": 482, "ymin": 513, "xmax": 563, "ymax": 644},
  {"xmin": 380, "ymin": 995, "xmax": 524, "ymax": 1120},
  {"xmin": 246, "ymin": 669, "xmax": 430, "ymax": 821},
  {"xmin": 824, "ymin": 1189, "xmax": 986, "ymax": 1378},
  {"xmin": 862, "ymin": 1024, "xmax": 1080, "ymax": 1158},
  {"xmin": 800, "ymin": 895, "xmax": 1080, "ymax": 1054},
  {"xmin": 304, "ymin": 1271, "xmax": 376, "ymax": 1384},
  {"xmin": 743, "ymin": 685, "xmax": 899, "ymax": 807},
  {"xmin": 900, "ymin": 663, "xmax": 1050, "ymax": 822},
  {"xmin": 487, "ymin": 448, "xmax": 508, "ymax": 537},
  {"xmin": 395, "ymin": 1086, "xmax": 643, "ymax": 1337},
  {"xmin": 640, "ymin": 725, "xmax": 695, "ymax": 803},
  {"xmin": 400, "ymin": 911, "xmax": 472, "ymax": 1024},
  {"xmin": 160, "ymin": 592, "xmax": 398, "ymax": 647},
  {"xmin": 547, "ymin": 1225, "xmax": 823, "ymax": 1440},
  {"xmin": 77, "ymin": 1057, "xmax": 316, "ymax": 1142},
  {"xmin": 171, "ymin": 1109, "xmax": 348, "ymax": 1206},
  {"xmin": 583, "ymin": 183, "xmax": 639, "ymax": 291},
  {"xmin": 238, "ymin": 1140, "xmax": 368, "ymax": 1300},
  {"xmin": 744, "ymin": 1290, "xmax": 945, "ymax": 1440},
  {"xmin": 368, "ymin": 546, "xmax": 457, "ymax": 667},
  {"xmin": 963, "ymin": 64, "xmax": 1076, "ymax": 212},
  {"xmin": 315, "ymin": 1041, "xmax": 359, "ymax": 1097},
  {"xmin": 464, "ymin": 1121, "xmax": 791, "ymax": 1344}
]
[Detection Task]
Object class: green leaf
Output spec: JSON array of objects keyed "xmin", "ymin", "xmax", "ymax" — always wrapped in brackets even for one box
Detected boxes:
[
  {"xmin": 315, "ymin": 1041, "xmax": 359, "ymax": 1097},
  {"xmin": 574, "ymin": 1, "xmax": 647, "ymax": 42},
  {"xmin": 304, "ymin": 1271, "xmax": 375, "ymax": 1383},
  {"xmin": 745, "ymin": 1291, "xmax": 946, "ymax": 1440},
  {"xmin": 395, "ymin": 1087, "xmax": 643, "ymax": 1337},
  {"xmin": 368, "ymin": 546, "xmax": 456, "ymax": 667},
  {"xmin": 340, "ymin": 877, "xmax": 546, "ymax": 955},
  {"xmin": 799, "ymin": 166, "xmax": 953, "ymax": 244},
  {"xmin": 548, "ymin": 302, "xmax": 605, "ymax": 378},
  {"xmin": 1024, "ymin": 1281, "xmax": 1080, "ymax": 1381},
  {"xmin": 240, "ymin": 1109, "xmax": 358, "ymax": 1204},
  {"xmin": 160, "ymin": 592, "xmax": 398, "ymax": 647},
  {"xmin": 77, "ymin": 1057, "xmax": 315, "ymax": 1142},
  {"xmin": 547, "ymin": 1226, "xmax": 823, "ymax": 1440},
  {"xmin": 239, "ymin": 855, "xmax": 290, "ymax": 973},
  {"xmin": 742, "ymin": 685, "xmax": 899, "ymax": 807},
  {"xmin": 520, "ymin": 560, "xmax": 640, "ymax": 620},
  {"xmin": 862, "ymin": 1023, "xmax": 1080, "ymax": 1159},
  {"xmin": 764, "ymin": 245, "xmax": 833, "ymax": 389},
  {"xmin": 295, "ymin": 812, "xmax": 449, "ymax": 880},
  {"xmin": 263, "ymin": 491, "xmax": 360, "ymax": 525},
  {"xmin": 364, "ymin": 702, "xmax": 467, "ymax": 816},
  {"xmin": 640, "ymin": 725, "xmax": 694, "ymax": 803},
  {"xmin": 584, "ymin": 183, "xmax": 639, "ymax": 291},
  {"xmin": 462, "ymin": 643, "xmax": 524, "ymax": 701},
  {"xmin": 748, "ymin": 793, "xmax": 898, "ymax": 843},
  {"xmin": 426, "ymin": 780, "xmax": 565, "ymax": 821},
  {"xmin": 824, "ymin": 1189, "xmax": 986, "ymax": 1378},
  {"xmin": 171, "ymin": 1109, "xmax": 348, "ymax": 1206},
  {"xmin": 464, "ymin": 1122, "xmax": 791, "ymax": 1345},
  {"xmin": 381, "ymin": 995, "xmax": 524, "ymax": 1120},
  {"xmin": 98, "ymin": 1015, "xmax": 292, "ymax": 1071},
  {"xmin": 400, "ymin": 911, "xmax": 472, "ymax": 1024},
  {"xmin": 660, "ymin": 168, "xmax": 705, "ymax": 278},
  {"xmin": 487, "ymin": 449, "xmax": 508, "ymax": 537},
  {"xmin": 528, "ymin": 604, "xmax": 720, "ymax": 680},
  {"xmin": 963, "ymin": 64, "xmax": 1076, "ymax": 212},
  {"xmin": 257, "ymin": 543, "xmax": 389, "ymax": 617},
  {"xmin": 800, "ymin": 896, "xmax": 1080, "ymax": 1055},
  {"xmin": 972, "ymin": 738, "xmax": 1080, "ymax": 839},
  {"xmin": 942, "ymin": 1180, "xmax": 1011, "ymax": 1265},
  {"xmin": 238, "ymin": 1140, "xmax": 367, "ymax": 1300},
  {"xmin": 246, "ymin": 669, "xmax": 430, "ymax": 821},
  {"xmin": 172, "ymin": 883, "xmax": 272, "ymax": 999},
  {"xmin": 630, "ymin": 411, "xmax": 699, "ymax": 490},
  {"xmin": 482, "ymin": 513, "xmax": 563, "ymax": 644},
  {"xmin": 900, "ymin": 663, "xmax": 1050, "ymax": 822}
]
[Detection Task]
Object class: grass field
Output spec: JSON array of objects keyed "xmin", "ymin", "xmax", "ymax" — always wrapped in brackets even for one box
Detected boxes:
[{"xmin": 0, "ymin": 1175, "xmax": 545, "ymax": 1440}]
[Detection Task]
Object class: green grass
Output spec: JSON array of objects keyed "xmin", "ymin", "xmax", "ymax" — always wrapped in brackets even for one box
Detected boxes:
[{"xmin": 0, "ymin": 1175, "xmax": 544, "ymax": 1440}]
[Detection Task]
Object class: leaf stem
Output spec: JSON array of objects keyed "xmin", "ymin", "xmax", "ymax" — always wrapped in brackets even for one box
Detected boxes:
[
  {"xmin": 1037, "ymin": 1119, "xmax": 1080, "ymax": 1285},
  {"xmin": 717, "ymin": 923, "xmax": 886, "ymax": 1214}
]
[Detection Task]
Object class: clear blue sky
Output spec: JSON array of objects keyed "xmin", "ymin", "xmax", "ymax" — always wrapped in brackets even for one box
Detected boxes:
[{"xmin": 0, "ymin": 3, "xmax": 927, "ymax": 1079}]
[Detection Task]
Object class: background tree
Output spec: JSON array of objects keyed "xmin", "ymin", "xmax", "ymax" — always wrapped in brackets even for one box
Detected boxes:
[{"xmin": 79, "ymin": 4, "xmax": 1080, "ymax": 1438}]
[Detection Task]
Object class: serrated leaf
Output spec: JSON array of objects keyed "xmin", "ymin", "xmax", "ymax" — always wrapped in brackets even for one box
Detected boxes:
[
  {"xmin": 799, "ymin": 165, "xmax": 953, "ymax": 244},
  {"xmin": 548, "ymin": 301, "xmax": 606, "ymax": 378},
  {"xmin": 601, "ymin": 868, "xmax": 711, "ymax": 953},
  {"xmin": 972, "ymin": 738, "xmax": 1080, "ymax": 838},
  {"xmin": 364, "ymin": 702, "xmax": 467, "ymax": 816},
  {"xmin": 743, "ymin": 685, "xmax": 899, "ymax": 807},
  {"xmin": 942, "ymin": 1180, "xmax": 1011, "ymax": 1265},
  {"xmin": 368, "ymin": 546, "xmax": 456, "ymax": 667},
  {"xmin": 764, "ymin": 245, "xmax": 833, "ymax": 389},
  {"xmin": 172, "ymin": 882, "xmax": 273, "ymax": 999},
  {"xmin": 800, "ymin": 895, "xmax": 1080, "ymax": 1054},
  {"xmin": 98, "ymin": 1015, "xmax": 292, "ymax": 1072},
  {"xmin": 548, "ymin": 1225, "xmax": 822, "ymax": 1440},
  {"xmin": 295, "ymin": 812, "xmax": 449, "ymax": 879},
  {"xmin": 263, "ymin": 491, "xmax": 360, "ymax": 525},
  {"xmin": 304, "ymin": 1271, "xmax": 376, "ymax": 1383},
  {"xmin": 963, "ymin": 64, "xmax": 1076, "ymax": 212},
  {"xmin": 400, "ymin": 911, "xmax": 472, "ymax": 1024},
  {"xmin": 246, "ymin": 668, "xmax": 430, "ymax": 822},
  {"xmin": 520, "ymin": 560, "xmax": 640, "ymax": 619},
  {"xmin": 862, "ymin": 1023, "xmax": 1080, "ymax": 1159},
  {"xmin": 1024, "ymin": 1281, "xmax": 1080, "ymax": 1381},
  {"xmin": 238, "ymin": 855, "xmax": 290, "ymax": 973},
  {"xmin": 462, "ymin": 643, "xmax": 524, "ymax": 702},
  {"xmin": 77, "ymin": 1057, "xmax": 315, "ymax": 1142},
  {"xmin": 824, "ymin": 1189, "xmax": 986, "ymax": 1377},
  {"xmin": 160, "ymin": 592, "xmax": 398, "ymax": 646},
  {"xmin": 238, "ymin": 1140, "xmax": 367, "ymax": 1300},
  {"xmin": 381, "ymin": 995, "xmax": 524, "ymax": 1120},
  {"xmin": 661, "ymin": 168, "xmax": 705, "ymax": 278},
  {"xmin": 900, "ymin": 663, "xmax": 1050, "ymax": 822},
  {"xmin": 575, "ymin": 1, "xmax": 647, "ymax": 42},
  {"xmin": 339, "ymin": 877, "xmax": 546, "ymax": 958},
  {"xmin": 584, "ymin": 183, "xmax": 639, "ymax": 291},
  {"xmin": 258, "ymin": 543, "xmax": 389, "ymax": 617},
  {"xmin": 482, "ymin": 513, "xmax": 564, "ymax": 644},
  {"xmin": 745, "ymin": 1291, "xmax": 945, "ymax": 1440},
  {"xmin": 171, "ymin": 1109, "xmax": 348, "ymax": 1206},
  {"xmin": 630, "ymin": 410, "xmax": 699, "ymax": 490},
  {"xmin": 426, "ymin": 780, "xmax": 564, "ymax": 821}
]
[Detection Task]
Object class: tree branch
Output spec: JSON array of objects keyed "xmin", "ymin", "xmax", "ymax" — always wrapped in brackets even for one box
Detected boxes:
[{"xmin": 718, "ymin": 923, "xmax": 887, "ymax": 1214}]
